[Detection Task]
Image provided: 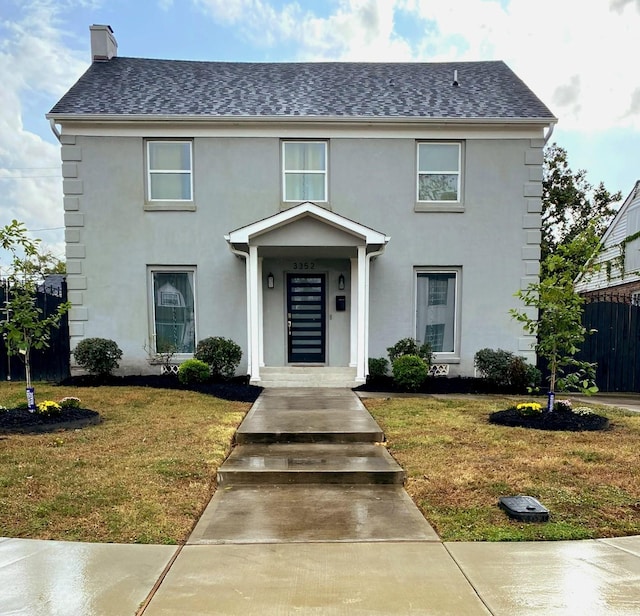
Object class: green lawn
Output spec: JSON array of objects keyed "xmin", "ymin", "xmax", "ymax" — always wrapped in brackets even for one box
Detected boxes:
[
  {"xmin": 364, "ymin": 395, "xmax": 640, "ymax": 541},
  {"xmin": 2, "ymin": 384, "xmax": 639, "ymax": 543},
  {"xmin": 0, "ymin": 382, "xmax": 249, "ymax": 544}
]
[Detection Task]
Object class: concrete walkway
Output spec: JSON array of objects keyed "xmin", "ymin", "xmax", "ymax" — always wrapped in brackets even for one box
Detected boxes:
[{"xmin": 2, "ymin": 389, "xmax": 640, "ymax": 615}]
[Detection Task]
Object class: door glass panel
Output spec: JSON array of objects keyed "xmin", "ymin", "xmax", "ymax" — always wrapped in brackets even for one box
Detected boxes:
[{"xmin": 287, "ymin": 273, "xmax": 326, "ymax": 363}]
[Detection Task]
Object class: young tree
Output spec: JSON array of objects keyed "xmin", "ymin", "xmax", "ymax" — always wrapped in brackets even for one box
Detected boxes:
[
  {"xmin": 513, "ymin": 145, "xmax": 622, "ymax": 409},
  {"xmin": 0, "ymin": 220, "xmax": 70, "ymax": 410},
  {"xmin": 511, "ymin": 233, "xmax": 599, "ymax": 410}
]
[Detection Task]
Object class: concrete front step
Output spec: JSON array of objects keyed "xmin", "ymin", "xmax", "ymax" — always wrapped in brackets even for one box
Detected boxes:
[
  {"xmin": 218, "ymin": 443, "xmax": 405, "ymax": 486},
  {"xmin": 256, "ymin": 367, "xmax": 359, "ymax": 388},
  {"xmin": 235, "ymin": 391, "xmax": 385, "ymax": 444}
]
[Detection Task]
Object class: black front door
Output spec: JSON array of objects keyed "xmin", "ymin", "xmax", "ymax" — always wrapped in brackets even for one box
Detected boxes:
[{"xmin": 287, "ymin": 273, "xmax": 326, "ymax": 363}]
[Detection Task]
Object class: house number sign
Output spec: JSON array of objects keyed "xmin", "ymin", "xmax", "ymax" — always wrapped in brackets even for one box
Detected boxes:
[{"xmin": 292, "ymin": 262, "xmax": 316, "ymax": 270}]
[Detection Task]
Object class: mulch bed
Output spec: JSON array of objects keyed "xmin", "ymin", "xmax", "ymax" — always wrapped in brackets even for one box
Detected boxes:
[
  {"xmin": 58, "ymin": 374, "xmax": 263, "ymax": 403},
  {"xmin": 356, "ymin": 375, "xmax": 526, "ymax": 395},
  {"xmin": 489, "ymin": 407, "xmax": 610, "ymax": 431},
  {"xmin": 0, "ymin": 407, "xmax": 101, "ymax": 434},
  {"xmin": 1, "ymin": 375, "xmax": 262, "ymax": 435}
]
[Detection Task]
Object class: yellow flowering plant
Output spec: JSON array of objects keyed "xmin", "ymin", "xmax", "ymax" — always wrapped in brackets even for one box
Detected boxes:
[
  {"xmin": 516, "ymin": 402, "xmax": 543, "ymax": 417},
  {"xmin": 36, "ymin": 400, "xmax": 62, "ymax": 416}
]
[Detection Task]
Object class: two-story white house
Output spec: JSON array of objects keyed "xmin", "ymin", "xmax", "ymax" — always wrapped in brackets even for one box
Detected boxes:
[{"xmin": 47, "ymin": 25, "xmax": 556, "ymax": 387}]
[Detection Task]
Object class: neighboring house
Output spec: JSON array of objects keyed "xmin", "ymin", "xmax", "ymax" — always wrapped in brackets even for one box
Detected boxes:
[
  {"xmin": 39, "ymin": 274, "xmax": 66, "ymax": 297},
  {"xmin": 47, "ymin": 25, "xmax": 556, "ymax": 386},
  {"xmin": 575, "ymin": 181, "xmax": 640, "ymax": 302}
]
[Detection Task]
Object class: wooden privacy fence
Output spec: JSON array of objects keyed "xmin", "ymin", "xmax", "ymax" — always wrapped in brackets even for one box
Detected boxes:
[
  {"xmin": 0, "ymin": 280, "xmax": 70, "ymax": 383},
  {"xmin": 576, "ymin": 292, "xmax": 640, "ymax": 393}
]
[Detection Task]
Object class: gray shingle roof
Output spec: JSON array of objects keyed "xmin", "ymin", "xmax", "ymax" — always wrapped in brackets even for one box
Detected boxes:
[{"xmin": 49, "ymin": 58, "xmax": 555, "ymax": 120}]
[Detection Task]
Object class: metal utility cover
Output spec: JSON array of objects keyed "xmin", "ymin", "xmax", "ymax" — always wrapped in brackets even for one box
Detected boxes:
[{"xmin": 499, "ymin": 496, "xmax": 549, "ymax": 522}]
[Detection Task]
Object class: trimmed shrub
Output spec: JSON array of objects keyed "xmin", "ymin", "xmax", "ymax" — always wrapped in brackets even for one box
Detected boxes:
[
  {"xmin": 508, "ymin": 356, "xmax": 542, "ymax": 392},
  {"xmin": 178, "ymin": 359, "xmax": 211, "ymax": 385},
  {"xmin": 195, "ymin": 337, "xmax": 242, "ymax": 379},
  {"xmin": 474, "ymin": 348, "xmax": 513, "ymax": 385},
  {"xmin": 73, "ymin": 338, "xmax": 123, "ymax": 376},
  {"xmin": 387, "ymin": 338, "xmax": 433, "ymax": 367},
  {"xmin": 474, "ymin": 348, "xmax": 540, "ymax": 392},
  {"xmin": 368, "ymin": 357, "xmax": 389, "ymax": 380},
  {"xmin": 392, "ymin": 354, "xmax": 428, "ymax": 392}
]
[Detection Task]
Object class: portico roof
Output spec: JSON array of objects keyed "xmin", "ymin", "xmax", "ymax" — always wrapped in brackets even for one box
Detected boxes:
[{"xmin": 225, "ymin": 202, "xmax": 390, "ymax": 249}]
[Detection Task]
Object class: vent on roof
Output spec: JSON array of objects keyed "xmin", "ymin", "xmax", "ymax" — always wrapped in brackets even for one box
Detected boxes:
[{"xmin": 452, "ymin": 69, "xmax": 459, "ymax": 87}]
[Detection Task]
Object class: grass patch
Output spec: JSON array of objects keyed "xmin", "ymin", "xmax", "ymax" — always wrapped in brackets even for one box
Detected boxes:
[
  {"xmin": 0, "ymin": 382, "xmax": 249, "ymax": 544},
  {"xmin": 365, "ymin": 395, "xmax": 640, "ymax": 541}
]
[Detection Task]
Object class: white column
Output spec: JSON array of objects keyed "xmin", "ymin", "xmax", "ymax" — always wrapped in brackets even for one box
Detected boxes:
[
  {"xmin": 349, "ymin": 257, "xmax": 358, "ymax": 367},
  {"xmin": 248, "ymin": 245, "xmax": 261, "ymax": 382},
  {"xmin": 356, "ymin": 245, "xmax": 367, "ymax": 383},
  {"xmin": 258, "ymin": 257, "xmax": 264, "ymax": 367}
]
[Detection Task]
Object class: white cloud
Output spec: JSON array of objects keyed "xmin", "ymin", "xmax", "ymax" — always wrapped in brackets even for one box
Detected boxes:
[
  {"xmin": 0, "ymin": 2, "xmax": 88, "ymax": 259},
  {"xmin": 399, "ymin": 0, "xmax": 640, "ymax": 132},
  {"xmin": 192, "ymin": 0, "xmax": 308, "ymax": 46},
  {"xmin": 296, "ymin": 0, "xmax": 413, "ymax": 61},
  {"xmin": 194, "ymin": 0, "xmax": 414, "ymax": 60},
  {"xmin": 610, "ymin": 0, "xmax": 640, "ymax": 13}
]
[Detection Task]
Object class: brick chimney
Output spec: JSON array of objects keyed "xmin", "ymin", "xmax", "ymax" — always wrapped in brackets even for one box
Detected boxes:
[{"xmin": 90, "ymin": 24, "xmax": 117, "ymax": 62}]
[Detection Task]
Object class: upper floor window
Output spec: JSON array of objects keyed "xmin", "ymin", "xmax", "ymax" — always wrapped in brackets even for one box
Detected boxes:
[
  {"xmin": 147, "ymin": 141, "xmax": 193, "ymax": 201},
  {"xmin": 417, "ymin": 143, "xmax": 461, "ymax": 202},
  {"xmin": 283, "ymin": 141, "xmax": 327, "ymax": 202}
]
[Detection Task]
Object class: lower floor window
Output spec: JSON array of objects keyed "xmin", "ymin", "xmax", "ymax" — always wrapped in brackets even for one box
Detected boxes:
[
  {"xmin": 416, "ymin": 270, "xmax": 459, "ymax": 354},
  {"xmin": 151, "ymin": 269, "xmax": 196, "ymax": 353}
]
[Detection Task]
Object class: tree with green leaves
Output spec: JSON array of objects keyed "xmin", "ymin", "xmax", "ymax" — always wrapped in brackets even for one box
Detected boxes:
[
  {"xmin": 1, "ymin": 220, "xmax": 70, "ymax": 410},
  {"xmin": 511, "ymin": 239, "xmax": 598, "ymax": 409},
  {"xmin": 510, "ymin": 144, "xmax": 620, "ymax": 408},
  {"xmin": 542, "ymin": 143, "xmax": 621, "ymax": 266}
]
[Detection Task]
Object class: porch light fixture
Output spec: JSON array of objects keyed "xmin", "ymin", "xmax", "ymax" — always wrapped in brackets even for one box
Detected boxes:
[
  {"xmin": 338, "ymin": 274, "xmax": 345, "ymax": 290},
  {"xmin": 267, "ymin": 273, "xmax": 275, "ymax": 289}
]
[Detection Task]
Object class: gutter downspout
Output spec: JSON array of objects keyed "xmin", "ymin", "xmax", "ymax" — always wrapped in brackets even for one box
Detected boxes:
[
  {"xmin": 225, "ymin": 240, "xmax": 255, "ymax": 381},
  {"xmin": 49, "ymin": 119, "xmax": 62, "ymax": 142},
  {"xmin": 362, "ymin": 244, "xmax": 388, "ymax": 380},
  {"xmin": 543, "ymin": 121, "xmax": 556, "ymax": 145}
]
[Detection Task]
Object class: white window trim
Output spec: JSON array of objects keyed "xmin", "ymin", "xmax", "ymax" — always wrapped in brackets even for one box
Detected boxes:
[
  {"xmin": 146, "ymin": 140, "xmax": 194, "ymax": 203},
  {"xmin": 416, "ymin": 142, "xmax": 463, "ymax": 209},
  {"xmin": 414, "ymin": 267, "xmax": 461, "ymax": 362},
  {"xmin": 282, "ymin": 140, "xmax": 328, "ymax": 203},
  {"xmin": 148, "ymin": 266, "xmax": 197, "ymax": 358}
]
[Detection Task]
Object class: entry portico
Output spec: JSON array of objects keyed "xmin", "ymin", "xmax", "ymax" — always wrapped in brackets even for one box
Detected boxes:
[{"xmin": 225, "ymin": 202, "xmax": 389, "ymax": 386}]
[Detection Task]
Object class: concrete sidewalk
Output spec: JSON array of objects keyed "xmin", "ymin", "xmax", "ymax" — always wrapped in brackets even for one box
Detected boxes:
[
  {"xmin": 2, "ymin": 389, "xmax": 640, "ymax": 615},
  {"xmin": 3, "ymin": 534, "xmax": 640, "ymax": 615}
]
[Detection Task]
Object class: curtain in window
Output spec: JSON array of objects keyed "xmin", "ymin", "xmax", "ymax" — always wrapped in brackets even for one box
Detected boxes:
[
  {"xmin": 149, "ymin": 142, "xmax": 191, "ymax": 170},
  {"xmin": 284, "ymin": 142, "xmax": 326, "ymax": 201},
  {"xmin": 153, "ymin": 272, "xmax": 195, "ymax": 353},
  {"xmin": 148, "ymin": 142, "xmax": 192, "ymax": 200},
  {"xmin": 284, "ymin": 143, "xmax": 326, "ymax": 171},
  {"xmin": 416, "ymin": 273, "xmax": 456, "ymax": 352}
]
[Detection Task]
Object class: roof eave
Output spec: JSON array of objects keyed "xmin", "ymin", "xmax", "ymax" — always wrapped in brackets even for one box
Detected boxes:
[{"xmin": 46, "ymin": 112, "xmax": 557, "ymax": 126}]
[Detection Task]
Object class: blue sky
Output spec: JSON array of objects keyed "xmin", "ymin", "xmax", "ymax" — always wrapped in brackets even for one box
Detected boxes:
[{"xmin": 1, "ymin": 0, "xmax": 639, "ymax": 262}]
